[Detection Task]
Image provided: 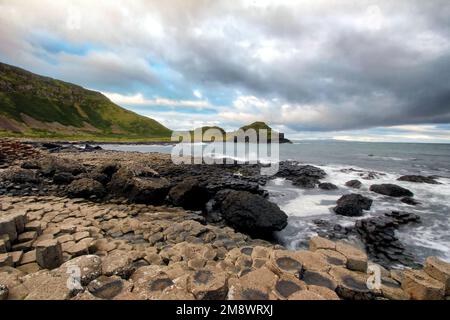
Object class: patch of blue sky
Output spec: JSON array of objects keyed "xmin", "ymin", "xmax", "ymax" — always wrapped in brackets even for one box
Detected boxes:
[
  {"xmin": 127, "ymin": 105, "xmax": 218, "ymax": 115},
  {"xmin": 28, "ymin": 30, "xmax": 97, "ymax": 56}
]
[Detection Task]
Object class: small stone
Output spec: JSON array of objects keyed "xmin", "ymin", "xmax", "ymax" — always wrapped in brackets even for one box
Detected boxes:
[
  {"xmin": 402, "ymin": 269, "xmax": 445, "ymax": 300},
  {"xmin": 309, "ymin": 236, "xmax": 336, "ymax": 251},
  {"xmin": 424, "ymin": 256, "xmax": 450, "ymax": 295},
  {"xmin": 10, "ymin": 251, "xmax": 23, "ymax": 266},
  {"xmin": 17, "ymin": 263, "xmax": 41, "ymax": 274},
  {"xmin": 0, "ymin": 253, "xmax": 13, "ymax": 267},
  {"xmin": 35, "ymin": 239, "xmax": 63, "ymax": 269},
  {"xmin": 18, "ymin": 231, "xmax": 37, "ymax": 242},
  {"xmin": 0, "ymin": 218, "xmax": 17, "ymax": 242},
  {"xmin": 0, "ymin": 284, "xmax": 8, "ymax": 300},
  {"xmin": 24, "ymin": 221, "xmax": 42, "ymax": 235}
]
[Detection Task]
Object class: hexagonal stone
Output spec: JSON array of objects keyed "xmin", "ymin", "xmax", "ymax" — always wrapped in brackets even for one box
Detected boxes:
[
  {"xmin": 20, "ymin": 250, "xmax": 36, "ymax": 265},
  {"xmin": 316, "ymin": 249, "xmax": 347, "ymax": 266},
  {"xmin": 18, "ymin": 231, "xmax": 37, "ymax": 243},
  {"xmin": 10, "ymin": 251, "xmax": 23, "ymax": 266},
  {"xmin": 402, "ymin": 269, "xmax": 445, "ymax": 300},
  {"xmin": 274, "ymin": 275, "xmax": 307, "ymax": 299},
  {"xmin": 301, "ymin": 270, "xmax": 338, "ymax": 291},
  {"xmin": 309, "ymin": 236, "xmax": 336, "ymax": 251},
  {"xmin": 102, "ymin": 251, "xmax": 134, "ymax": 278},
  {"xmin": 335, "ymin": 241, "xmax": 368, "ymax": 272},
  {"xmin": 307, "ymin": 285, "xmax": 340, "ymax": 300},
  {"xmin": 24, "ymin": 221, "xmax": 42, "ymax": 235},
  {"xmin": 21, "ymin": 270, "xmax": 76, "ymax": 300},
  {"xmin": 35, "ymin": 239, "xmax": 63, "ymax": 269},
  {"xmin": 295, "ymin": 250, "xmax": 331, "ymax": 272},
  {"xmin": 267, "ymin": 250, "xmax": 303, "ymax": 277},
  {"xmin": 0, "ymin": 253, "xmax": 13, "ymax": 267},
  {"xmin": 424, "ymin": 256, "xmax": 450, "ymax": 295},
  {"xmin": 17, "ymin": 263, "xmax": 41, "ymax": 274},
  {"xmin": 58, "ymin": 255, "xmax": 102, "ymax": 286},
  {"xmin": 329, "ymin": 266, "xmax": 373, "ymax": 300},
  {"xmin": 188, "ymin": 267, "xmax": 228, "ymax": 300}
]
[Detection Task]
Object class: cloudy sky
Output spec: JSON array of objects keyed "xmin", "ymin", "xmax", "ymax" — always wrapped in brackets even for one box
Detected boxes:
[{"xmin": 1, "ymin": 0, "xmax": 450, "ymax": 142}]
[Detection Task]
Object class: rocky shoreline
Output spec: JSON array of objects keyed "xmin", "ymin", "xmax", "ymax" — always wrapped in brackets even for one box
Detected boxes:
[{"xmin": 1, "ymin": 139, "xmax": 449, "ymax": 300}]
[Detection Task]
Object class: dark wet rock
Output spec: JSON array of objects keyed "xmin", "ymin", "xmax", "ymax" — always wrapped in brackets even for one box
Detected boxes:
[
  {"xmin": 318, "ymin": 183, "xmax": 338, "ymax": 190},
  {"xmin": 87, "ymin": 275, "xmax": 124, "ymax": 299},
  {"xmin": 216, "ymin": 190, "xmax": 288, "ymax": 238},
  {"xmin": 39, "ymin": 157, "xmax": 86, "ymax": 177},
  {"xmin": 370, "ymin": 184, "xmax": 413, "ymax": 197},
  {"xmin": 67, "ymin": 178, "xmax": 106, "ymax": 199},
  {"xmin": 21, "ymin": 161, "xmax": 41, "ymax": 170},
  {"xmin": 334, "ymin": 194, "xmax": 373, "ymax": 217},
  {"xmin": 312, "ymin": 220, "xmax": 355, "ymax": 240},
  {"xmin": 398, "ymin": 175, "xmax": 440, "ymax": 184},
  {"xmin": 340, "ymin": 168, "xmax": 386, "ymax": 180},
  {"xmin": 345, "ymin": 180, "xmax": 362, "ymax": 189},
  {"xmin": 53, "ymin": 172, "xmax": 75, "ymax": 185},
  {"xmin": 83, "ymin": 144, "xmax": 102, "ymax": 152},
  {"xmin": 292, "ymin": 176, "xmax": 317, "ymax": 189},
  {"xmin": 401, "ymin": 197, "xmax": 421, "ymax": 206},
  {"xmin": 276, "ymin": 162, "xmax": 326, "ymax": 188},
  {"xmin": 168, "ymin": 178, "xmax": 210, "ymax": 210},
  {"xmin": 355, "ymin": 212, "xmax": 420, "ymax": 268},
  {"xmin": 0, "ymin": 168, "xmax": 40, "ymax": 184}
]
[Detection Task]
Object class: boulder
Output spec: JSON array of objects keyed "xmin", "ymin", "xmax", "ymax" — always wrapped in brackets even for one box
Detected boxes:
[
  {"xmin": 21, "ymin": 270, "xmax": 77, "ymax": 300},
  {"xmin": 35, "ymin": 240, "xmax": 63, "ymax": 269},
  {"xmin": 292, "ymin": 176, "xmax": 318, "ymax": 189},
  {"xmin": 401, "ymin": 197, "xmax": 421, "ymax": 206},
  {"xmin": 67, "ymin": 178, "xmax": 106, "ymax": 199},
  {"xmin": 53, "ymin": 172, "xmax": 75, "ymax": 185},
  {"xmin": 345, "ymin": 180, "xmax": 362, "ymax": 189},
  {"xmin": 397, "ymin": 175, "xmax": 440, "ymax": 184},
  {"xmin": 370, "ymin": 184, "xmax": 413, "ymax": 198},
  {"xmin": 217, "ymin": 190, "xmax": 288, "ymax": 238},
  {"xmin": 424, "ymin": 256, "xmax": 450, "ymax": 295},
  {"xmin": 168, "ymin": 178, "xmax": 210, "ymax": 210},
  {"xmin": 39, "ymin": 157, "xmax": 86, "ymax": 177},
  {"xmin": 0, "ymin": 168, "xmax": 40, "ymax": 184},
  {"xmin": 333, "ymin": 194, "xmax": 373, "ymax": 217},
  {"xmin": 402, "ymin": 269, "xmax": 445, "ymax": 300},
  {"xmin": 318, "ymin": 183, "xmax": 338, "ymax": 190}
]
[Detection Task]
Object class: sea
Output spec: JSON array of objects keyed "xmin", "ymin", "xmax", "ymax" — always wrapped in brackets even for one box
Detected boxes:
[{"xmin": 101, "ymin": 140, "xmax": 450, "ymax": 266}]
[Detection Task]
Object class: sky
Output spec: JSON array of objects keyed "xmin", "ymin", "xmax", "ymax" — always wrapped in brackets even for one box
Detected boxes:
[{"xmin": 1, "ymin": 0, "xmax": 450, "ymax": 143}]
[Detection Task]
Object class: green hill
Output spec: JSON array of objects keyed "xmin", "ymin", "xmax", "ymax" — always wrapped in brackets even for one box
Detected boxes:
[{"xmin": 0, "ymin": 62, "xmax": 172, "ymax": 141}]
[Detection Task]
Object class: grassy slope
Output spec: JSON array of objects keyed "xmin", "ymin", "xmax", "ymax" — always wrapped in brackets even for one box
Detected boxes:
[{"xmin": 0, "ymin": 62, "xmax": 172, "ymax": 140}]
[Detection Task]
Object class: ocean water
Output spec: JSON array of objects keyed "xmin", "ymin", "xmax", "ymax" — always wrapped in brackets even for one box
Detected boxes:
[{"xmin": 102, "ymin": 140, "xmax": 450, "ymax": 266}]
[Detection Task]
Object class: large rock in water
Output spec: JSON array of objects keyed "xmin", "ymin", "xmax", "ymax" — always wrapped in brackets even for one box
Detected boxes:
[
  {"xmin": 217, "ymin": 190, "xmax": 288, "ymax": 238},
  {"xmin": 397, "ymin": 175, "xmax": 440, "ymax": 184},
  {"xmin": 333, "ymin": 194, "xmax": 373, "ymax": 217},
  {"xmin": 370, "ymin": 184, "xmax": 413, "ymax": 197}
]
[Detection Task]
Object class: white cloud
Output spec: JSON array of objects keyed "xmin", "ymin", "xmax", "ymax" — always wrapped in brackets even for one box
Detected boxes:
[{"xmin": 103, "ymin": 91, "xmax": 212, "ymax": 110}]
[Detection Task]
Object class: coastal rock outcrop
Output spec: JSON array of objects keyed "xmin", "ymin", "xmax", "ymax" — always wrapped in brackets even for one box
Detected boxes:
[
  {"xmin": 370, "ymin": 184, "xmax": 413, "ymax": 197},
  {"xmin": 397, "ymin": 175, "xmax": 440, "ymax": 184},
  {"xmin": 333, "ymin": 194, "xmax": 373, "ymax": 217}
]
